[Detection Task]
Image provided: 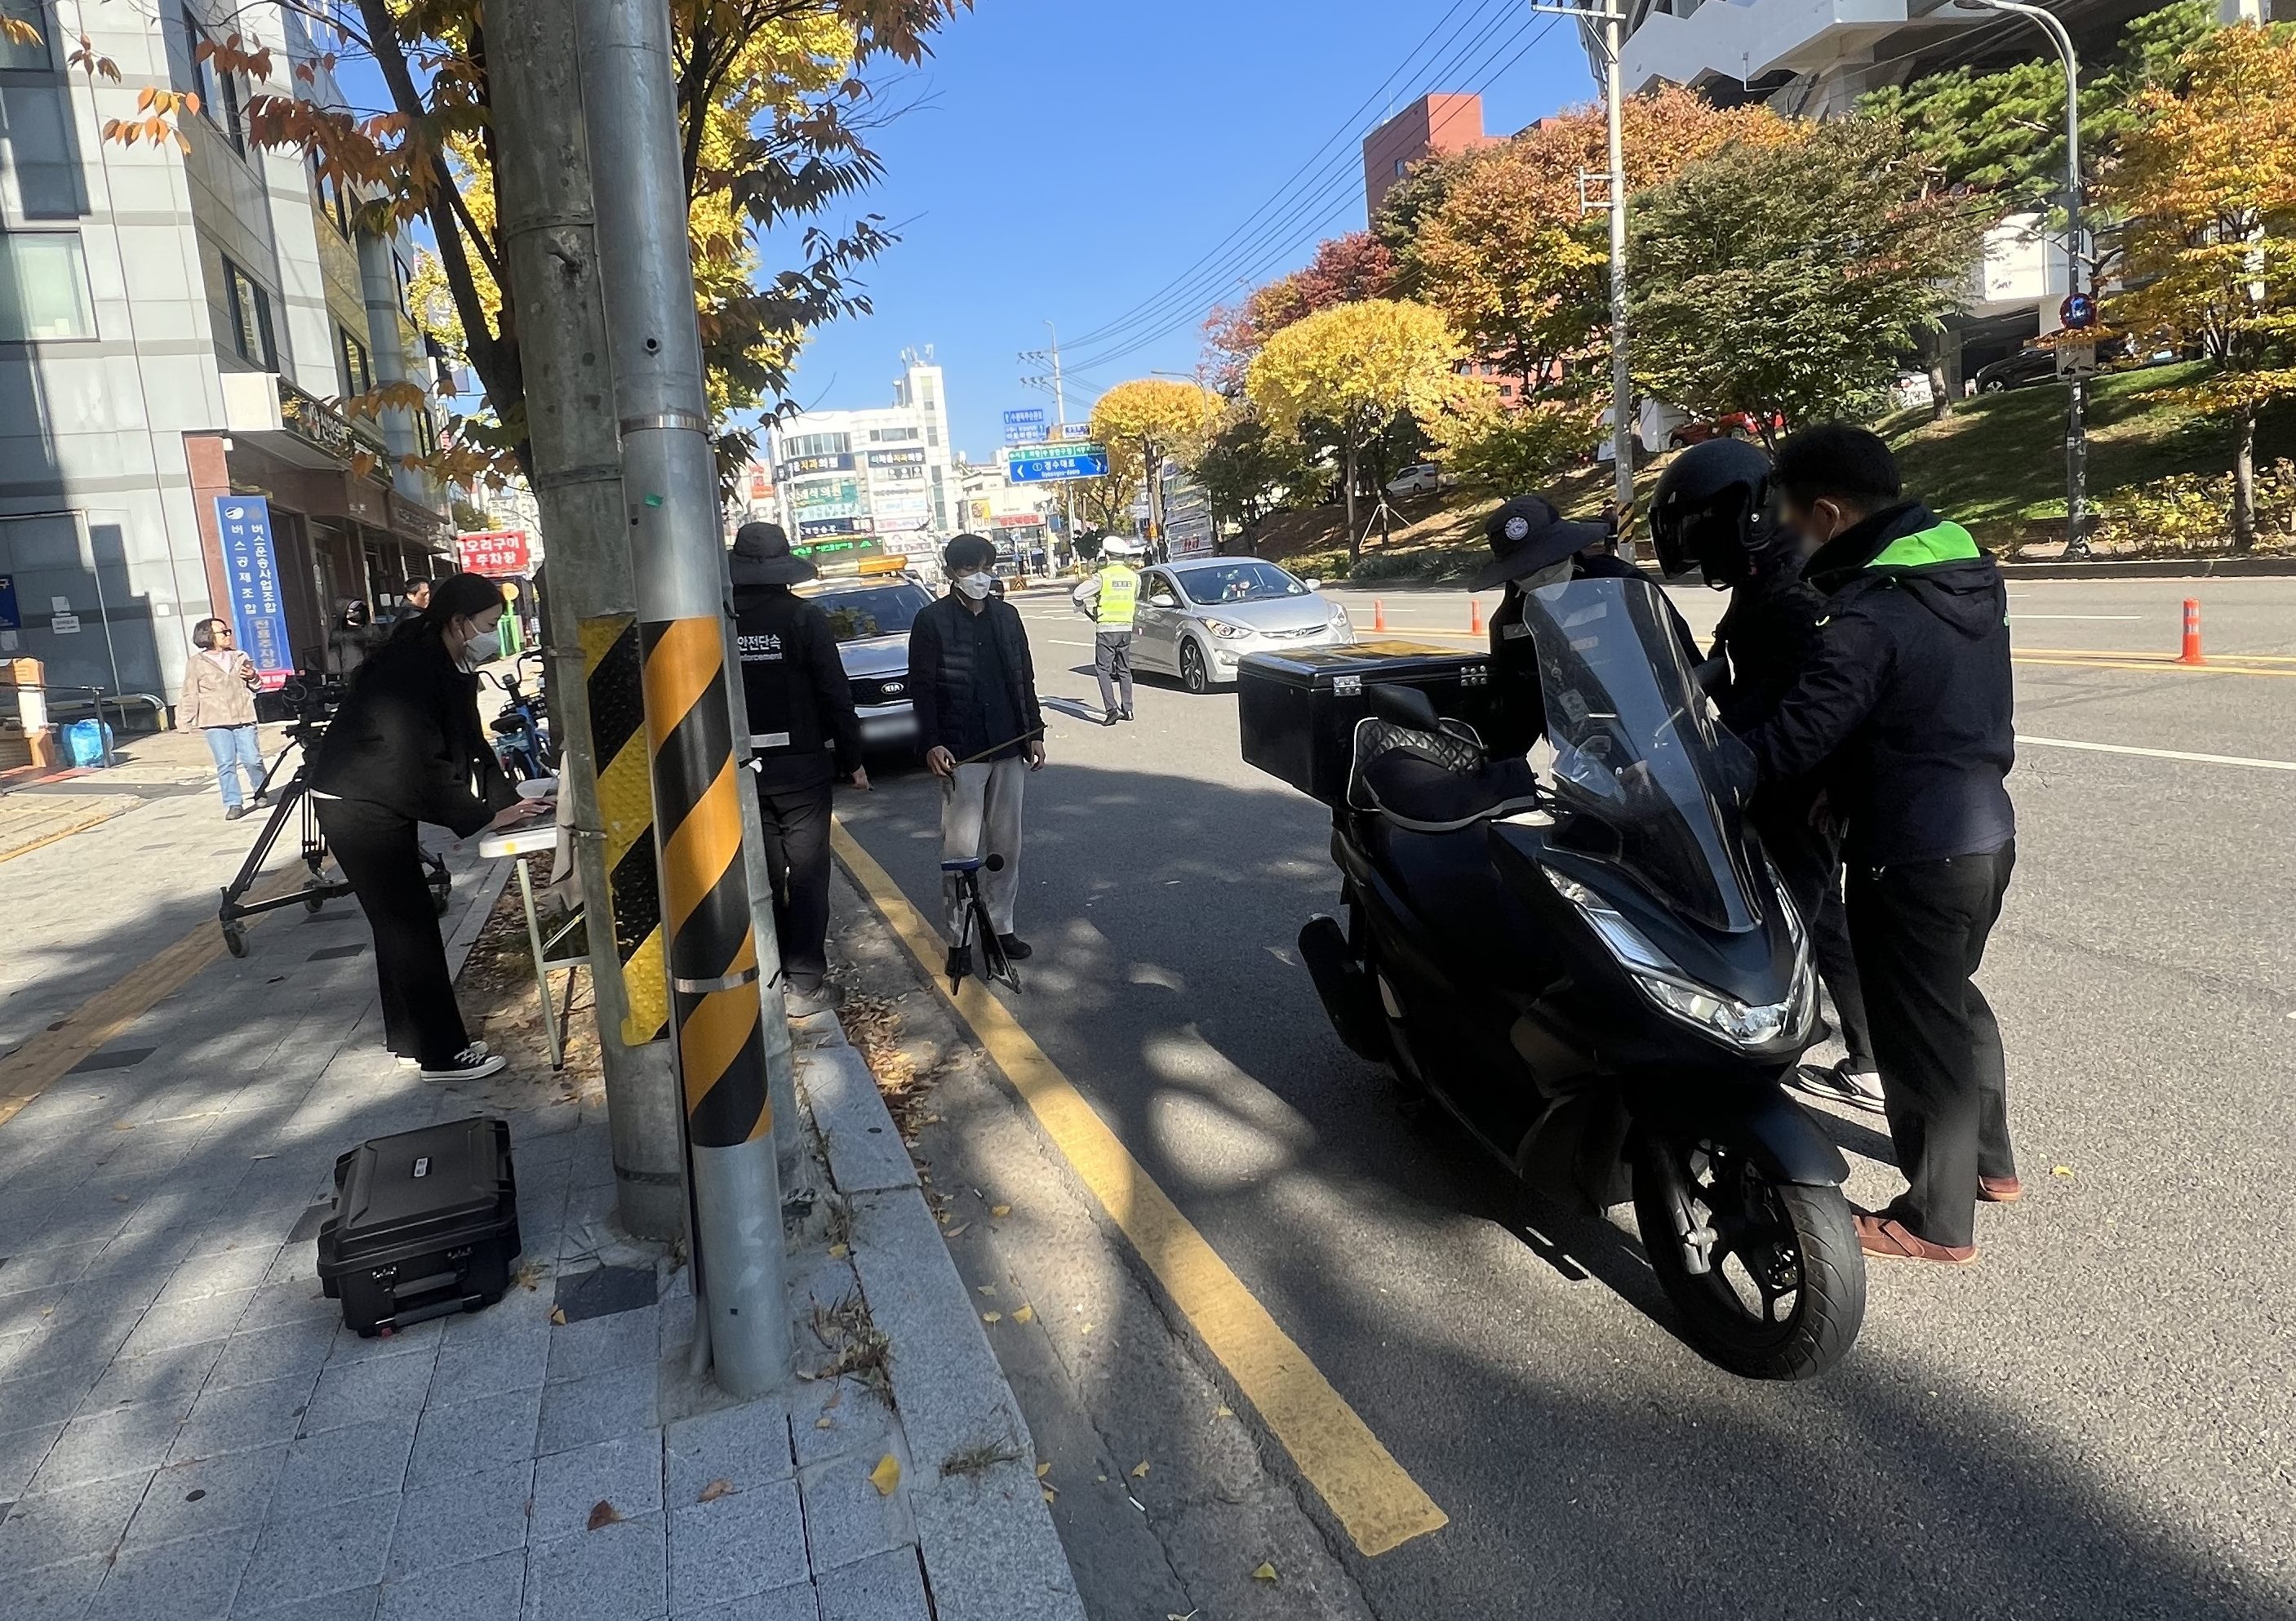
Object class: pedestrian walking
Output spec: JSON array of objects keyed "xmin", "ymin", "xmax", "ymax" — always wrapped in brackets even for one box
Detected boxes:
[
  {"xmin": 308, "ymin": 571, "xmax": 547, "ymax": 1081},
  {"xmin": 1071, "ymin": 536, "xmax": 1141, "ymax": 724},
  {"xmin": 1742, "ymin": 424, "xmax": 2018, "ymax": 1266},
  {"xmin": 729, "ymin": 522, "xmax": 867, "ymax": 1018},
  {"xmin": 180, "ymin": 617, "xmax": 267, "ymax": 819},
  {"xmin": 908, "ymin": 533, "xmax": 1046, "ymax": 979},
  {"xmin": 389, "ymin": 577, "xmax": 433, "ymax": 632},
  {"xmin": 1649, "ymin": 437, "xmax": 1881, "ymax": 1113}
]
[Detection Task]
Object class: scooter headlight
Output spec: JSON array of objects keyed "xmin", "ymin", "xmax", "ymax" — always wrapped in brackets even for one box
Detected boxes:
[{"xmin": 1545, "ymin": 868, "xmax": 1810, "ymax": 1050}]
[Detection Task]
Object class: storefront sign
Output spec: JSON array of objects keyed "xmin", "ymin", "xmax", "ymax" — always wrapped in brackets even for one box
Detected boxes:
[
  {"xmin": 782, "ymin": 452, "xmax": 855, "ymax": 477},
  {"xmin": 215, "ymin": 495, "xmax": 294, "ymax": 690},
  {"xmin": 798, "ymin": 516, "xmax": 865, "ymax": 539},
  {"xmin": 866, "ymin": 448, "xmax": 927, "ymax": 468},
  {"xmin": 457, "ymin": 529, "xmax": 532, "ymax": 575},
  {"xmin": 0, "ymin": 574, "xmax": 18, "ymax": 630}
]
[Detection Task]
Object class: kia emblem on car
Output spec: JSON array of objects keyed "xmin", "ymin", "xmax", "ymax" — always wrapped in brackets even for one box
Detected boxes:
[{"xmin": 882, "ymin": 681, "xmax": 904, "ymax": 695}]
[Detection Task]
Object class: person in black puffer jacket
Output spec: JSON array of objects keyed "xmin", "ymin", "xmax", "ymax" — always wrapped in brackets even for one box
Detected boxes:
[
  {"xmin": 308, "ymin": 571, "xmax": 544, "ymax": 1081},
  {"xmin": 907, "ymin": 534, "xmax": 1046, "ymax": 979},
  {"xmin": 1743, "ymin": 424, "xmax": 2018, "ymax": 1267}
]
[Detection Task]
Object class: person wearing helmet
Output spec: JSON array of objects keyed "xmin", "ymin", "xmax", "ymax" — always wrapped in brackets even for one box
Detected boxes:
[
  {"xmin": 1739, "ymin": 424, "xmax": 2018, "ymax": 1268},
  {"xmin": 1071, "ymin": 536, "xmax": 1141, "ymax": 725},
  {"xmin": 1651, "ymin": 439, "xmax": 1880, "ymax": 1117}
]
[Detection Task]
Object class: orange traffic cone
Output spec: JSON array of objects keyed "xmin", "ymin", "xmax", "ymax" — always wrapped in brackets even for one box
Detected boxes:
[
  {"xmin": 1374, "ymin": 600, "xmax": 1386, "ymax": 633},
  {"xmin": 2179, "ymin": 598, "xmax": 2204, "ymax": 665},
  {"xmin": 1469, "ymin": 599, "xmax": 1483, "ymax": 635}
]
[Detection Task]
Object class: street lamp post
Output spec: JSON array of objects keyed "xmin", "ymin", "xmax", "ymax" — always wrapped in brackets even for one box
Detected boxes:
[{"xmin": 1958, "ymin": 0, "xmax": 2089, "ymax": 558}]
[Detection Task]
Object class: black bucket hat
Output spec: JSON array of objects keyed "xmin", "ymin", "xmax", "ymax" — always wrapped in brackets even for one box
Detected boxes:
[
  {"xmin": 1472, "ymin": 495, "xmax": 1606, "ymax": 591},
  {"xmin": 728, "ymin": 522, "xmax": 815, "ymax": 586}
]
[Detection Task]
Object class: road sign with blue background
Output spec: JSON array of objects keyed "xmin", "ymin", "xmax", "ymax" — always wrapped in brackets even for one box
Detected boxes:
[
  {"xmin": 215, "ymin": 495, "xmax": 293, "ymax": 688},
  {"xmin": 1006, "ymin": 442, "xmax": 1108, "ymax": 482},
  {"xmin": 0, "ymin": 573, "xmax": 18, "ymax": 631},
  {"xmin": 1003, "ymin": 406, "xmax": 1046, "ymax": 446}
]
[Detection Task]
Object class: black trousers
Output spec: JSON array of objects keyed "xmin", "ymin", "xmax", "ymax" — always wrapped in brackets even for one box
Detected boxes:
[
  {"xmin": 317, "ymin": 799, "xmax": 470, "ymax": 1069},
  {"xmin": 756, "ymin": 775, "xmax": 834, "ymax": 989},
  {"xmin": 1847, "ymin": 842, "xmax": 2017, "ymax": 1249},
  {"xmin": 1095, "ymin": 630, "xmax": 1134, "ymax": 715},
  {"xmin": 1756, "ymin": 802, "xmax": 1874, "ymax": 1072}
]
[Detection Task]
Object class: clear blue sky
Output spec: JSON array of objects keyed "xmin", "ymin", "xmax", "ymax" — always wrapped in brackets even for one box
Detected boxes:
[{"xmin": 781, "ymin": 0, "xmax": 1599, "ymax": 463}]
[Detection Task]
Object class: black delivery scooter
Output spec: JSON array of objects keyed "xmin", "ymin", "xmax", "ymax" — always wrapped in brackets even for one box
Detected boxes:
[{"xmin": 1247, "ymin": 577, "xmax": 1866, "ymax": 1379}]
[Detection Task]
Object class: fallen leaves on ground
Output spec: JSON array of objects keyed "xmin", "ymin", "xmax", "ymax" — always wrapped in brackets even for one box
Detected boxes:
[
  {"xmin": 586, "ymin": 1501, "xmax": 620, "ymax": 1530},
  {"xmin": 697, "ymin": 1479, "xmax": 733, "ymax": 1503},
  {"xmin": 975, "ymin": 1284, "xmax": 997, "ymax": 1297},
  {"xmin": 548, "ymin": 1306, "xmax": 567, "ymax": 1326},
  {"xmin": 981, "ymin": 1311, "xmax": 1002, "ymax": 1323},
  {"xmin": 944, "ymin": 1222, "xmax": 969, "ymax": 1238},
  {"xmin": 989, "ymin": 1203, "xmax": 1012, "ymax": 1217},
  {"xmin": 1252, "ymin": 1562, "xmax": 1278, "ymax": 1583},
  {"xmin": 869, "ymin": 1454, "xmax": 901, "ymax": 1495},
  {"xmin": 1011, "ymin": 1303, "xmax": 1035, "ymax": 1324},
  {"xmin": 1130, "ymin": 1461, "xmax": 1151, "ymax": 1479},
  {"xmin": 826, "ymin": 1242, "xmax": 849, "ymax": 1259},
  {"xmin": 2052, "ymin": 1165, "xmax": 2074, "ymax": 1177},
  {"xmin": 1215, "ymin": 1405, "xmax": 1232, "ymax": 1419},
  {"xmin": 838, "ymin": 994, "xmax": 938, "ymax": 1142}
]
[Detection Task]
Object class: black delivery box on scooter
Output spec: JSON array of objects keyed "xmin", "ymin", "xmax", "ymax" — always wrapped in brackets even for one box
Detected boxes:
[
  {"xmin": 1239, "ymin": 641, "xmax": 1501, "ymax": 807},
  {"xmin": 317, "ymin": 1116, "xmax": 520, "ymax": 1337}
]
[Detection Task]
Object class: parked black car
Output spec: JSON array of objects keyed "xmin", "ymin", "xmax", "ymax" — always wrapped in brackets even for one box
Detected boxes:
[{"xmin": 1973, "ymin": 336, "xmax": 2135, "ymax": 393}]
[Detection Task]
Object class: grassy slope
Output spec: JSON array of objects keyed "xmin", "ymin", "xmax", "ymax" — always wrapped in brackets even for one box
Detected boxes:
[{"xmin": 1246, "ymin": 362, "xmax": 2295, "ymax": 576}]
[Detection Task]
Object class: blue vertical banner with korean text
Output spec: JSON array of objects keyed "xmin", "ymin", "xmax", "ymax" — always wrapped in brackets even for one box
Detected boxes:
[{"xmin": 215, "ymin": 495, "xmax": 293, "ymax": 690}]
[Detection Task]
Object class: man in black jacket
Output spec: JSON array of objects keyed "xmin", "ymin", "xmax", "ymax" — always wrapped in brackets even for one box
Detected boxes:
[
  {"xmin": 908, "ymin": 533, "xmax": 1046, "ymax": 979},
  {"xmin": 730, "ymin": 523, "xmax": 866, "ymax": 1017},
  {"xmin": 1743, "ymin": 425, "xmax": 2018, "ymax": 1267}
]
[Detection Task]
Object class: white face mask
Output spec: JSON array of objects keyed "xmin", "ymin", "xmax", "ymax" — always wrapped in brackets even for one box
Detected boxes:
[
  {"xmin": 455, "ymin": 620, "xmax": 504, "ymax": 673},
  {"xmin": 954, "ymin": 572, "xmax": 995, "ymax": 601}
]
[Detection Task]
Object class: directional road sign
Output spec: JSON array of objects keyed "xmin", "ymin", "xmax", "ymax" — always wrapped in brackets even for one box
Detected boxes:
[{"xmin": 1005, "ymin": 442, "xmax": 1108, "ymax": 482}]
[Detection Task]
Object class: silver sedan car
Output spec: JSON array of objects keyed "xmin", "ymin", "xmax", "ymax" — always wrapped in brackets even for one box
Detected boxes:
[{"xmin": 1126, "ymin": 557, "xmax": 1354, "ymax": 693}]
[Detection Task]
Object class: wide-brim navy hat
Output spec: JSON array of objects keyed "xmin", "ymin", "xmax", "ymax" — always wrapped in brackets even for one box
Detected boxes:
[
  {"xmin": 729, "ymin": 522, "xmax": 816, "ymax": 586},
  {"xmin": 1471, "ymin": 495, "xmax": 1606, "ymax": 591}
]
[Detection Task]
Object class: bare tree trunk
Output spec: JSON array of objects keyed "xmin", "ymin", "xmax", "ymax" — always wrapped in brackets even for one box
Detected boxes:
[
  {"xmin": 2231, "ymin": 402, "xmax": 2258, "ymax": 554},
  {"xmin": 1344, "ymin": 440, "xmax": 1361, "ymax": 564}
]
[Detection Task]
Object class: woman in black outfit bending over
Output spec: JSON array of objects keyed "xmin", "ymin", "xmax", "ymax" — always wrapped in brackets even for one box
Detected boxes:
[{"xmin": 309, "ymin": 571, "xmax": 550, "ymax": 1081}]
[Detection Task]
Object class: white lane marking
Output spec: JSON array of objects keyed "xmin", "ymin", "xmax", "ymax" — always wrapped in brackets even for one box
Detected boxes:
[
  {"xmin": 2017, "ymin": 735, "xmax": 2296, "ymax": 772},
  {"xmin": 2011, "ymin": 614, "xmax": 2143, "ymax": 621}
]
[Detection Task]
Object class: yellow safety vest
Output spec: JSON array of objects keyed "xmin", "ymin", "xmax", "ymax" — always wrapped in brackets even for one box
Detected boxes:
[{"xmin": 1096, "ymin": 564, "xmax": 1139, "ymax": 628}]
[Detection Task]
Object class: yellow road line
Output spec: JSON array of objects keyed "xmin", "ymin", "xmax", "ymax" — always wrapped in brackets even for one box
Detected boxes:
[
  {"xmin": 0, "ymin": 809, "xmax": 122, "ymax": 865},
  {"xmin": 830, "ymin": 819, "xmax": 1448, "ymax": 1558},
  {"xmin": 2014, "ymin": 654, "xmax": 2296, "ymax": 679},
  {"xmin": 0, "ymin": 873, "xmax": 301, "ymax": 1130}
]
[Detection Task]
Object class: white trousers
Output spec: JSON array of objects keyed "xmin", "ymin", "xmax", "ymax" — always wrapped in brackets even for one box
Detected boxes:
[{"xmin": 939, "ymin": 756, "xmax": 1027, "ymax": 942}]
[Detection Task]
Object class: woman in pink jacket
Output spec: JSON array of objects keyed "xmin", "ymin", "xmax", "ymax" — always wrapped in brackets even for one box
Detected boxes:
[{"xmin": 179, "ymin": 618, "xmax": 266, "ymax": 819}]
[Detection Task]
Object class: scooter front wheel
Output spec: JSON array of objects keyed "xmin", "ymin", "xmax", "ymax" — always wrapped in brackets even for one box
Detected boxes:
[{"xmin": 1631, "ymin": 1130, "xmax": 1865, "ymax": 1381}]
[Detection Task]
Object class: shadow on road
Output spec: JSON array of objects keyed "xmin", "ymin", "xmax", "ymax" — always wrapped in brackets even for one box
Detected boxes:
[{"xmin": 835, "ymin": 754, "xmax": 2290, "ymax": 1621}]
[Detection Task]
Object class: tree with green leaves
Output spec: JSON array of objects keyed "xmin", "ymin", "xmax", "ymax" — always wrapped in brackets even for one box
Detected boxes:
[
  {"xmin": 1629, "ymin": 118, "xmax": 1992, "ymax": 442},
  {"xmin": 2105, "ymin": 22, "xmax": 2296, "ymax": 552},
  {"xmin": 1192, "ymin": 409, "xmax": 1318, "ymax": 547}
]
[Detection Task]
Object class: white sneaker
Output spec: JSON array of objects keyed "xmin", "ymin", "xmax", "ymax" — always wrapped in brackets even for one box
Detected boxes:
[
  {"xmin": 421, "ymin": 1045, "xmax": 507, "ymax": 1081},
  {"xmin": 1793, "ymin": 1061, "xmax": 1889, "ymax": 1115}
]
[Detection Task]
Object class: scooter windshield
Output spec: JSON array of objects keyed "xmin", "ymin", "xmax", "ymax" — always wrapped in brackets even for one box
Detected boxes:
[{"xmin": 1519, "ymin": 576, "xmax": 1763, "ymax": 932}]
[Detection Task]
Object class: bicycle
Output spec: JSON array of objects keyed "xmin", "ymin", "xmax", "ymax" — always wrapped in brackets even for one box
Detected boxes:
[{"xmin": 943, "ymin": 853, "xmax": 1019, "ymax": 994}]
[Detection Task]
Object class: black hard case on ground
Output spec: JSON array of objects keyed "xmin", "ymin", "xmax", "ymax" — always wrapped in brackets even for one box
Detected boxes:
[
  {"xmin": 317, "ymin": 1116, "xmax": 521, "ymax": 1336},
  {"xmin": 1238, "ymin": 640, "xmax": 1502, "ymax": 807}
]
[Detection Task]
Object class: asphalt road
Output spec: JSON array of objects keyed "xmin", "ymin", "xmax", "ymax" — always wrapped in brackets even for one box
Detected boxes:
[{"xmin": 836, "ymin": 575, "xmax": 2296, "ymax": 1620}]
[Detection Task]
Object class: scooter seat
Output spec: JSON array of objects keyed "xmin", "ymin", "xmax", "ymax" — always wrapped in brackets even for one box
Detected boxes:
[{"xmin": 1361, "ymin": 748, "xmax": 1541, "ymax": 833}]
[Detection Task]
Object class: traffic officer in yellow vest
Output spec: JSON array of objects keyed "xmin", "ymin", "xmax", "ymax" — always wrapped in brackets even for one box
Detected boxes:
[{"xmin": 1071, "ymin": 536, "xmax": 1141, "ymax": 726}]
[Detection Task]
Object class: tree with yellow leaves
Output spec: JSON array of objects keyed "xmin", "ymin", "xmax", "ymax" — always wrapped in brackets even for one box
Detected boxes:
[
  {"xmin": 1087, "ymin": 379, "xmax": 1222, "ymax": 546},
  {"xmin": 1246, "ymin": 300, "xmax": 1461, "ymax": 559},
  {"xmin": 2105, "ymin": 22, "xmax": 2296, "ymax": 553}
]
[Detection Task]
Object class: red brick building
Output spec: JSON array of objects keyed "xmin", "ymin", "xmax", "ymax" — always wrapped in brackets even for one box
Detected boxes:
[{"xmin": 1361, "ymin": 93, "xmax": 1500, "ymax": 222}]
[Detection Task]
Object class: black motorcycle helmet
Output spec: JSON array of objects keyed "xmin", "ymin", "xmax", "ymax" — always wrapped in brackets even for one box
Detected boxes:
[{"xmin": 1650, "ymin": 437, "xmax": 1779, "ymax": 588}]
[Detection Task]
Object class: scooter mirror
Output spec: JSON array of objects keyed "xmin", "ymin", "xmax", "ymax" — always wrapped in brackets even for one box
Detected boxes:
[{"xmin": 1368, "ymin": 682, "xmax": 1440, "ymax": 735}]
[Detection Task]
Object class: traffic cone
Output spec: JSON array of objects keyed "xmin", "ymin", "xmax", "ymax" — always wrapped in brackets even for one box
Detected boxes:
[
  {"xmin": 1374, "ymin": 600, "xmax": 1386, "ymax": 633},
  {"xmin": 1469, "ymin": 599, "xmax": 1483, "ymax": 635},
  {"xmin": 2179, "ymin": 598, "xmax": 2204, "ymax": 665}
]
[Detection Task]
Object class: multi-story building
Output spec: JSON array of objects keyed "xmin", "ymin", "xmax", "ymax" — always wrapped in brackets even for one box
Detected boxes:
[
  {"xmin": 1601, "ymin": 0, "xmax": 2240, "ymax": 380},
  {"xmin": 767, "ymin": 349, "xmax": 955, "ymax": 571},
  {"xmin": 954, "ymin": 459, "xmax": 1051, "ymax": 567},
  {"xmin": 1, "ymin": 0, "xmax": 451, "ymax": 717},
  {"xmin": 1361, "ymin": 92, "xmax": 1501, "ymax": 220}
]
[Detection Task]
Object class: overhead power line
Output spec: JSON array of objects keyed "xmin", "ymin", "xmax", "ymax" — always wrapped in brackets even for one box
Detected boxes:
[{"xmin": 1063, "ymin": 11, "xmax": 1561, "ymax": 377}]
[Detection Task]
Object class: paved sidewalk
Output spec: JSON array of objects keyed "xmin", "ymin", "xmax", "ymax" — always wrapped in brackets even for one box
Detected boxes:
[{"xmin": 0, "ymin": 834, "xmax": 1086, "ymax": 1618}]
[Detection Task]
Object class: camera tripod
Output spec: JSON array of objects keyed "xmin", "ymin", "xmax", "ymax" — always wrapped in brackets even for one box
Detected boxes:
[{"xmin": 215, "ymin": 719, "xmax": 449, "ymax": 957}]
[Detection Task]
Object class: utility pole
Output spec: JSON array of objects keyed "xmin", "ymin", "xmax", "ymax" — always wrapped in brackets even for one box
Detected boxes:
[
  {"xmin": 491, "ymin": 0, "xmax": 686, "ymax": 1241},
  {"xmin": 1548, "ymin": 0, "xmax": 1637, "ymax": 559},
  {"xmin": 576, "ymin": 0, "xmax": 789, "ymax": 1394},
  {"xmin": 1049, "ymin": 322, "xmax": 1075, "ymax": 568},
  {"xmin": 1957, "ymin": 0, "xmax": 2088, "ymax": 558}
]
